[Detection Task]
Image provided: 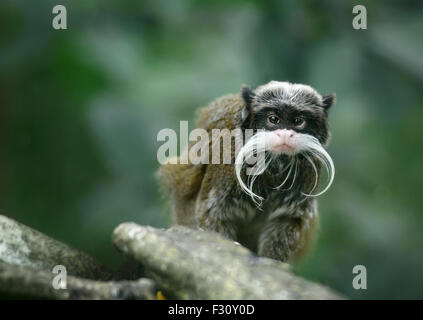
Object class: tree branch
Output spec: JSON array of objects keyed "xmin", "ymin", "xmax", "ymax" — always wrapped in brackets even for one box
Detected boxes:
[
  {"xmin": 113, "ymin": 223, "xmax": 344, "ymax": 300},
  {"xmin": 0, "ymin": 261, "xmax": 156, "ymax": 300},
  {"xmin": 0, "ymin": 214, "xmax": 113, "ymax": 281}
]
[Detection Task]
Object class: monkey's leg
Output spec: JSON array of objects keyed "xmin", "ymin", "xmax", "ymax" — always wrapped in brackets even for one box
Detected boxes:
[{"xmin": 258, "ymin": 213, "xmax": 318, "ymax": 262}]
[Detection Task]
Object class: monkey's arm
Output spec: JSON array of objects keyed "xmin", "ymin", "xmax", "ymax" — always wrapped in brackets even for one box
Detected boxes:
[
  {"xmin": 194, "ymin": 164, "xmax": 240, "ymax": 240},
  {"xmin": 157, "ymin": 140, "xmax": 207, "ymax": 227}
]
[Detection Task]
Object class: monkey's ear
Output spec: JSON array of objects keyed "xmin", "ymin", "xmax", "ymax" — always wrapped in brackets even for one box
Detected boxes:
[
  {"xmin": 241, "ymin": 85, "xmax": 255, "ymax": 106},
  {"xmin": 241, "ymin": 85, "xmax": 255, "ymax": 121},
  {"xmin": 322, "ymin": 93, "xmax": 336, "ymax": 110}
]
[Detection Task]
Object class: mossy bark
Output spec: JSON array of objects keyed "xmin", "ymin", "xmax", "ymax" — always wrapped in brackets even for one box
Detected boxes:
[{"xmin": 113, "ymin": 223, "xmax": 344, "ymax": 300}]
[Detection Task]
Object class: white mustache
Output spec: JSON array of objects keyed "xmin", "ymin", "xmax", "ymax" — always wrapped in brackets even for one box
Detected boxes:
[{"xmin": 235, "ymin": 131, "xmax": 335, "ymax": 206}]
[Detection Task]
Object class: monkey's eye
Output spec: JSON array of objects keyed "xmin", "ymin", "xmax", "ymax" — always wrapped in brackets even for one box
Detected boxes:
[
  {"xmin": 293, "ymin": 117, "xmax": 305, "ymax": 127},
  {"xmin": 268, "ymin": 115, "xmax": 280, "ymax": 124}
]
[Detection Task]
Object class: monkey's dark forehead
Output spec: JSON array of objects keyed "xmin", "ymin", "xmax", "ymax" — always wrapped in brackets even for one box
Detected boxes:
[
  {"xmin": 256, "ymin": 88, "xmax": 321, "ymax": 107},
  {"xmin": 252, "ymin": 81, "xmax": 324, "ymax": 107}
]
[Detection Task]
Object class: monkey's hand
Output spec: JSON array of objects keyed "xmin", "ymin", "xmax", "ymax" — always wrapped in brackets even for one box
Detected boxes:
[
  {"xmin": 258, "ymin": 214, "xmax": 318, "ymax": 263},
  {"xmin": 196, "ymin": 203, "xmax": 238, "ymax": 241}
]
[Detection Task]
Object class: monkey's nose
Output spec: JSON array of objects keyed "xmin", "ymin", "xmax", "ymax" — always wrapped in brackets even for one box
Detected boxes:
[{"xmin": 275, "ymin": 129, "xmax": 294, "ymax": 138}]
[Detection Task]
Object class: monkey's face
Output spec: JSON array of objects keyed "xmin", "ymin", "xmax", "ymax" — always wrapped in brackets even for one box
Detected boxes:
[
  {"xmin": 241, "ymin": 81, "xmax": 335, "ymax": 155},
  {"xmin": 236, "ymin": 81, "xmax": 335, "ymax": 203}
]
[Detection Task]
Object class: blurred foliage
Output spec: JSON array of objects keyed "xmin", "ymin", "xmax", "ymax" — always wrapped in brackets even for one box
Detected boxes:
[{"xmin": 1, "ymin": 0, "xmax": 422, "ymax": 299}]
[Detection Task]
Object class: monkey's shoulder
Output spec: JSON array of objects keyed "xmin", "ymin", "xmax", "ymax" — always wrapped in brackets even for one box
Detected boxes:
[
  {"xmin": 195, "ymin": 93, "xmax": 245, "ymax": 131},
  {"xmin": 158, "ymin": 161, "xmax": 205, "ymax": 199}
]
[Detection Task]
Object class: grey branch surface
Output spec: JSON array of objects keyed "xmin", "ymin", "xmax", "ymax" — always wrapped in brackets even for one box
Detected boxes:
[
  {"xmin": 0, "ymin": 214, "xmax": 344, "ymax": 299},
  {"xmin": 0, "ymin": 261, "xmax": 156, "ymax": 300},
  {"xmin": 0, "ymin": 214, "xmax": 113, "ymax": 280},
  {"xmin": 113, "ymin": 223, "xmax": 344, "ymax": 300}
]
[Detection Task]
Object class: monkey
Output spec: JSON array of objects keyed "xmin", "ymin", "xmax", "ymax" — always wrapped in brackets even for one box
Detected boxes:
[{"xmin": 158, "ymin": 81, "xmax": 336, "ymax": 263}]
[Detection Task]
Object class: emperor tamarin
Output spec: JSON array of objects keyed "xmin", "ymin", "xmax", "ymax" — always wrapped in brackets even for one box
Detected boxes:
[{"xmin": 158, "ymin": 81, "xmax": 336, "ymax": 262}]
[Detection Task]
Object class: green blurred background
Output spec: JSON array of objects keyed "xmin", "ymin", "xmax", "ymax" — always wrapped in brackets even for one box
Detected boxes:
[{"xmin": 1, "ymin": 0, "xmax": 422, "ymax": 299}]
